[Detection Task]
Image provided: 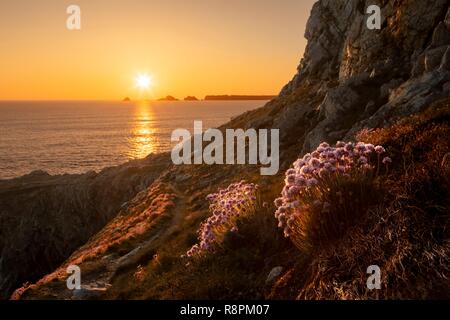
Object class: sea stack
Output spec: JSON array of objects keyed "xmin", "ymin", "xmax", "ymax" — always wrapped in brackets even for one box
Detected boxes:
[{"xmin": 184, "ymin": 96, "xmax": 199, "ymax": 101}]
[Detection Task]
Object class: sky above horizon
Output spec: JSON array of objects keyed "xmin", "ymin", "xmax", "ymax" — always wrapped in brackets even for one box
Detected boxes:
[{"xmin": 0, "ymin": 0, "xmax": 316, "ymax": 100}]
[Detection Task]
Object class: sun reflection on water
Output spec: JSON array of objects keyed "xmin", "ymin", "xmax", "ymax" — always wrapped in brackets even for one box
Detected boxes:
[{"xmin": 128, "ymin": 101, "xmax": 157, "ymax": 159}]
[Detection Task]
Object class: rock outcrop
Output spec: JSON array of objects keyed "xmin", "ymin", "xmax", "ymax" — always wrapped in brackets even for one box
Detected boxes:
[
  {"xmin": 277, "ymin": 0, "xmax": 450, "ymax": 152},
  {"xmin": 230, "ymin": 0, "xmax": 450, "ymax": 158}
]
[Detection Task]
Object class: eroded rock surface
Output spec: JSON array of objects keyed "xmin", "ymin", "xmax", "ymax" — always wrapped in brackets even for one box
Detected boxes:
[{"xmin": 278, "ymin": 0, "xmax": 450, "ymax": 153}]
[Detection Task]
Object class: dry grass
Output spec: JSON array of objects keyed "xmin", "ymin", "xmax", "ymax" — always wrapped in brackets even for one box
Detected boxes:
[
  {"xmin": 105, "ymin": 200, "xmax": 296, "ymax": 299},
  {"xmin": 271, "ymin": 100, "xmax": 450, "ymax": 299}
]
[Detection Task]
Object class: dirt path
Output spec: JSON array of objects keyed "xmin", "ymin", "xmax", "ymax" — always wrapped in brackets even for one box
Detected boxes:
[{"xmin": 71, "ymin": 184, "xmax": 187, "ymax": 299}]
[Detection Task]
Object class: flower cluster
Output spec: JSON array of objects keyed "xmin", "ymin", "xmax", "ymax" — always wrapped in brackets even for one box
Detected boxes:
[
  {"xmin": 274, "ymin": 141, "xmax": 389, "ymax": 240},
  {"xmin": 186, "ymin": 181, "xmax": 259, "ymax": 257}
]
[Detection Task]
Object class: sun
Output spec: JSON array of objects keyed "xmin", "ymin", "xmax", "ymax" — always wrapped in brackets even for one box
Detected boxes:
[{"xmin": 135, "ymin": 73, "xmax": 153, "ymax": 90}]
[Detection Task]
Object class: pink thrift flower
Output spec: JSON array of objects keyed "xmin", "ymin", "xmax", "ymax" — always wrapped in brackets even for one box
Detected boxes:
[{"xmin": 375, "ymin": 145, "xmax": 385, "ymax": 154}]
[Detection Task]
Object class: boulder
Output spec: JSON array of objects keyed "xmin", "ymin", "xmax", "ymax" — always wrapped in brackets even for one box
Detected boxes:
[{"xmin": 266, "ymin": 266, "xmax": 284, "ymax": 285}]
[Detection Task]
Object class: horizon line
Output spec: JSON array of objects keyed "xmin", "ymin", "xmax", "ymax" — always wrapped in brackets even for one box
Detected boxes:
[{"xmin": 0, "ymin": 96, "xmax": 278, "ymax": 103}]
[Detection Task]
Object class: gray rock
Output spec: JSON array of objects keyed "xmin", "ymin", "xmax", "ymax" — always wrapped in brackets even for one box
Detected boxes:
[
  {"xmin": 380, "ymin": 79, "xmax": 404, "ymax": 100},
  {"xmin": 116, "ymin": 246, "xmax": 142, "ymax": 267},
  {"xmin": 174, "ymin": 173, "xmax": 191, "ymax": 183},
  {"xmin": 425, "ymin": 46, "xmax": 448, "ymax": 72},
  {"xmin": 443, "ymin": 81, "xmax": 450, "ymax": 93},
  {"xmin": 266, "ymin": 266, "xmax": 284, "ymax": 285},
  {"xmin": 319, "ymin": 85, "xmax": 360, "ymax": 119},
  {"xmin": 431, "ymin": 22, "xmax": 450, "ymax": 48},
  {"xmin": 440, "ymin": 46, "xmax": 450, "ymax": 71},
  {"xmin": 446, "ymin": 7, "xmax": 450, "ymax": 25}
]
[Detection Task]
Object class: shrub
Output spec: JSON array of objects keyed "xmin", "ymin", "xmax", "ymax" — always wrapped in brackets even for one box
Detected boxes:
[
  {"xmin": 274, "ymin": 141, "xmax": 389, "ymax": 253},
  {"xmin": 185, "ymin": 181, "xmax": 259, "ymax": 257}
]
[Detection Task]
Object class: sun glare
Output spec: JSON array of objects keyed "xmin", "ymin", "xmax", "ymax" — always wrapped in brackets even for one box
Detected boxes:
[{"xmin": 135, "ymin": 74, "xmax": 152, "ymax": 90}]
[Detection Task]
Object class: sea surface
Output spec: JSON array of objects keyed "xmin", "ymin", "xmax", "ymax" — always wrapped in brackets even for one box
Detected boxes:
[{"xmin": 0, "ymin": 100, "xmax": 265, "ymax": 179}]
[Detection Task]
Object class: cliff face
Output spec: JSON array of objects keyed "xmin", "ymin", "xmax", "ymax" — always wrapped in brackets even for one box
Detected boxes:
[
  {"xmin": 280, "ymin": 0, "xmax": 450, "ymax": 151},
  {"xmin": 3, "ymin": 0, "xmax": 450, "ymax": 299},
  {"xmin": 235, "ymin": 0, "xmax": 449, "ymax": 155}
]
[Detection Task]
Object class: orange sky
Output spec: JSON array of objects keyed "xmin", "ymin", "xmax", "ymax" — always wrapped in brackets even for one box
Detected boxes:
[{"xmin": 0, "ymin": 0, "xmax": 316, "ymax": 100}]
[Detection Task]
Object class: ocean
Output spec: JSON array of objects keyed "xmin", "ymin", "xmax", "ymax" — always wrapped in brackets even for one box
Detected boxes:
[{"xmin": 0, "ymin": 100, "xmax": 265, "ymax": 179}]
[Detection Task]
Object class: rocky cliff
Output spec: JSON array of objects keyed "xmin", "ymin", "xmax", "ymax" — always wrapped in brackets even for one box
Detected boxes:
[
  {"xmin": 2, "ymin": 0, "xmax": 450, "ymax": 299},
  {"xmin": 236, "ymin": 0, "xmax": 449, "ymax": 154},
  {"xmin": 0, "ymin": 154, "xmax": 169, "ymax": 298}
]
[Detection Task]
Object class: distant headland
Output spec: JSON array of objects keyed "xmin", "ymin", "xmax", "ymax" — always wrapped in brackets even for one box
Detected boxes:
[
  {"xmin": 122, "ymin": 95, "xmax": 275, "ymax": 102},
  {"xmin": 204, "ymin": 95, "xmax": 276, "ymax": 101}
]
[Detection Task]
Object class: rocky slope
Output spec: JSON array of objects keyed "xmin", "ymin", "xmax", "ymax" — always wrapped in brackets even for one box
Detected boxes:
[
  {"xmin": 237, "ymin": 0, "xmax": 450, "ymax": 153},
  {"xmin": 0, "ymin": 153, "xmax": 169, "ymax": 298},
  {"xmin": 2, "ymin": 0, "xmax": 449, "ymax": 299}
]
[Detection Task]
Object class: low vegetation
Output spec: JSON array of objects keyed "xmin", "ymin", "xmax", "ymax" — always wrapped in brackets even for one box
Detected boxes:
[
  {"xmin": 274, "ymin": 141, "xmax": 390, "ymax": 253},
  {"xmin": 101, "ymin": 101, "xmax": 449, "ymax": 300}
]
